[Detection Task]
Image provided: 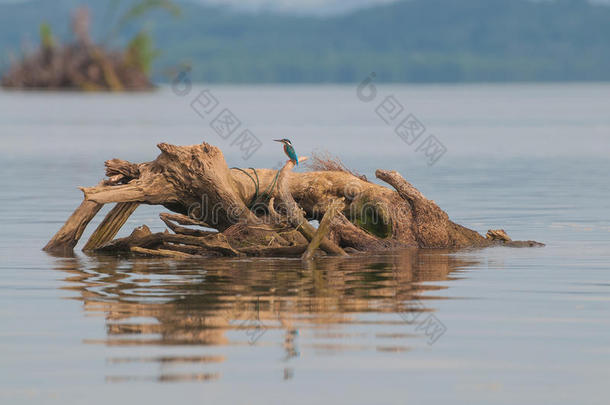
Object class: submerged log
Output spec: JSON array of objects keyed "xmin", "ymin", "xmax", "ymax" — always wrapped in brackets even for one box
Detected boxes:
[
  {"xmin": 130, "ymin": 246, "xmax": 196, "ymax": 259},
  {"xmin": 44, "ymin": 198, "xmax": 103, "ymax": 253},
  {"xmin": 44, "ymin": 142, "xmax": 543, "ymax": 257}
]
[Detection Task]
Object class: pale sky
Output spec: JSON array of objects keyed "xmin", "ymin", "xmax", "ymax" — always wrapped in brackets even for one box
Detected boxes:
[
  {"xmin": 0, "ymin": 0, "xmax": 397, "ymax": 15},
  {"xmin": 1, "ymin": 0, "xmax": 609, "ymax": 16},
  {"xmin": 191, "ymin": 0, "xmax": 399, "ymax": 15},
  {"xmin": 192, "ymin": 0, "xmax": 610, "ymax": 15}
]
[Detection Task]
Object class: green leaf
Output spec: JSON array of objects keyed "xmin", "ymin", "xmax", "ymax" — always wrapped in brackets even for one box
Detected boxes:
[
  {"xmin": 39, "ymin": 22, "xmax": 55, "ymax": 49},
  {"xmin": 125, "ymin": 30, "xmax": 160, "ymax": 74}
]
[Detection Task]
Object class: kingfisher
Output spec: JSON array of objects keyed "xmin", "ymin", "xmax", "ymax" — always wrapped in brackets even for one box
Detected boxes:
[{"xmin": 274, "ymin": 138, "xmax": 299, "ymax": 166}]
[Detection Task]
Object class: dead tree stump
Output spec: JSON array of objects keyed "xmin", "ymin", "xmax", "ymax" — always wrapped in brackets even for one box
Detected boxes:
[{"xmin": 43, "ymin": 142, "xmax": 543, "ymax": 257}]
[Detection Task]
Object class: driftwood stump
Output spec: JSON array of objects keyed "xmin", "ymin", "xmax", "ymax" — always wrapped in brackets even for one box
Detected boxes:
[
  {"xmin": 44, "ymin": 142, "xmax": 543, "ymax": 258},
  {"xmin": 1, "ymin": 8, "xmax": 153, "ymax": 91}
]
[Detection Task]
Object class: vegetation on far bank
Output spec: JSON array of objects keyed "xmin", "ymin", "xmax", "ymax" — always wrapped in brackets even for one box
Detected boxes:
[
  {"xmin": 1, "ymin": 0, "xmax": 609, "ymax": 84},
  {"xmin": 1, "ymin": 0, "xmax": 179, "ymax": 90}
]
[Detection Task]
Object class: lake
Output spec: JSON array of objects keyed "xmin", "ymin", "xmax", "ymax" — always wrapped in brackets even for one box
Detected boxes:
[{"xmin": 1, "ymin": 83, "xmax": 609, "ymax": 404}]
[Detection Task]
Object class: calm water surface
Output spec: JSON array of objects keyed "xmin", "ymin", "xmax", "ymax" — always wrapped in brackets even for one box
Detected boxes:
[{"xmin": 0, "ymin": 84, "xmax": 609, "ymax": 404}]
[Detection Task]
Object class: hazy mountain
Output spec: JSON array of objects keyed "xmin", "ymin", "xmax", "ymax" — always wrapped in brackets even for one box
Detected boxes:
[
  {"xmin": 1, "ymin": 0, "xmax": 609, "ymax": 83},
  {"xmin": 186, "ymin": 0, "xmax": 399, "ymax": 16}
]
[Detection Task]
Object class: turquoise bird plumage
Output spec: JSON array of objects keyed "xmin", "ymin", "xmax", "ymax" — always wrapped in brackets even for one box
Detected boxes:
[{"xmin": 274, "ymin": 138, "xmax": 299, "ymax": 166}]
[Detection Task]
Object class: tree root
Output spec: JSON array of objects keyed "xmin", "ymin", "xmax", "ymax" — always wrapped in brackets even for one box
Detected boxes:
[
  {"xmin": 44, "ymin": 142, "xmax": 544, "ymax": 258},
  {"xmin": 83, "ymin": 202, "xmax": 139, "ymax": 251}
]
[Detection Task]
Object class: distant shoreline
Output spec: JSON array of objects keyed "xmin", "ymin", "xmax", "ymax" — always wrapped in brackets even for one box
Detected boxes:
[{"xmin": 2, "ymin": 0, "xmax": 610, "ymax": 84}]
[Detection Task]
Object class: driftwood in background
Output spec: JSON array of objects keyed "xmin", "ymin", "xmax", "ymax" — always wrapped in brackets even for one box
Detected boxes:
[
  {"xmin": 43, "ymin": 142, "xmax": 543, "ymax": 258},
  {"xmin": 1, "ymin": 44, "xmax": 153, "ymax": 91},
  {"xmin": 1, "ymin": 8, "xmax": 153, "ymax": 91}
]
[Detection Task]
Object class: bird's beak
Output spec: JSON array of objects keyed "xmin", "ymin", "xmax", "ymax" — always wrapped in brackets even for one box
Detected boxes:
[{"xmin": 273, "ymin": 139, "xmax": 282, "ymax": 142}]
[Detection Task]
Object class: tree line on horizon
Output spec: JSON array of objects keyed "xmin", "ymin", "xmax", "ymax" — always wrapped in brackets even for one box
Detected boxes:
[{"xmin": 1, "ymin": 0, "xmax": 609, "ymax": 83}]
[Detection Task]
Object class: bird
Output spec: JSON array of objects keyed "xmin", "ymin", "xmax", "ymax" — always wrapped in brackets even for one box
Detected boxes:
[{"xmin": 274, "ymin": 138, "xmax": 299, "ymax": 166}]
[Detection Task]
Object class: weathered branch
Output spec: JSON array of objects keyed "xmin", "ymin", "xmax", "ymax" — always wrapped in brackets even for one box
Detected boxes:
[
  {"xmin": 275, "ymin": 157, "xmax": 347, "ymax": 256},
  {"xmin": 160, "ymin": 213, "xmax": 216, "ymax": 237},
  {"xmin": 159, "ymin": 212, "xmax": 211, "ymax": 228},
  {"xmin": 375, "ymin": 169, "xmax": 427, "ymax": 205},
  {"xmin": 131, "ymin": 246, "xmax": 196, "ymax": 259},
  {"xmin": 328, "ymin": 212, "xmax": 391, "ymax": 251},
  {"xmin": 94, "ymin": 226, "xmax": 241, "ymax": 257},
  {"xmin": 376, "ymin": 169, "xmax": 487, "ymax": 248},
  {"xmin": 302, "ymin": 198, "xmax": 344, "ymax": 261},
  {"xmin": 161, "ymin": 233, "xmax": 241, "ymax": 257},
  {"xmin": 94, "ymin": 225, "xmax": 162, "ymax": 252},
  {"xmin": 237, "ymin": 245, "xmax": 308, "ymax": 257},
  {"xmin": 83, "ymin": 202, "xmax": 139, "ymax": 251},
  {"xmin": 44, "ymin": 198, "xmax": 103, "ymax": 253},
  {"xmin": 104, "ymin": 159, "xmax": 141, "ymax": 185}
]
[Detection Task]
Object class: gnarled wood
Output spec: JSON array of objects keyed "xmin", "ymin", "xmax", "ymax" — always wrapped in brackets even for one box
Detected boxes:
[
  {"xmin": 80, "ymin": 143, "xmax": 259, "ymax": 229},
  {"xmin": 162, "ymin": 233, "xmax": 241, "ymax": 257},
  {"xmin": 160, "ymin": 213, "xmax": 216, "ymax": 237},
  {"xmin": 376, "ymin": 169, "xmax": 488, "ymax": 248},
  {"xmin": 238, "ymin": 245, "xmax": 308, "ymax": 257},
  {"xmin": 131, "ymin": 246, "xmax": 196, "ymax": 259},
  {"xmin": 45, "ymin": 142, "xmax": 543, "ymax": 256},
  {"xmin": 486, "ymin": 229, "xmax": 511, "ymax": 242},
  {"xmin": 94, "ymin": 226, "xmax": 241, "ymax": 257},
  {"xmin": 302, "ymin": 198, "xmax": 344, "ymax": 261},
  {"xmin": 159, "ymin": 212, "xmax": 211, "ymax": 228},
  {"xmin": 274, "ymin": 157, "xmax": 347, "ymax": 256},
  {"xmin": 94, "ymin": 225, "xmax": 161, "ymax": 252},
  {"xmin": 83, "ymin": 202, "xmax": 139, "ymax": 251},
  {"xmin": 43, "ymin": 199, "xmax": 103, "ymax": 253}
]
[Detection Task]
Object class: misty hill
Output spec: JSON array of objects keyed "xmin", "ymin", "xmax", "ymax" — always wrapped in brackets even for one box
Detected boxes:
[{"xmin": 1, "ymin": 0, "xmax": 609, "ymax": 83}]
